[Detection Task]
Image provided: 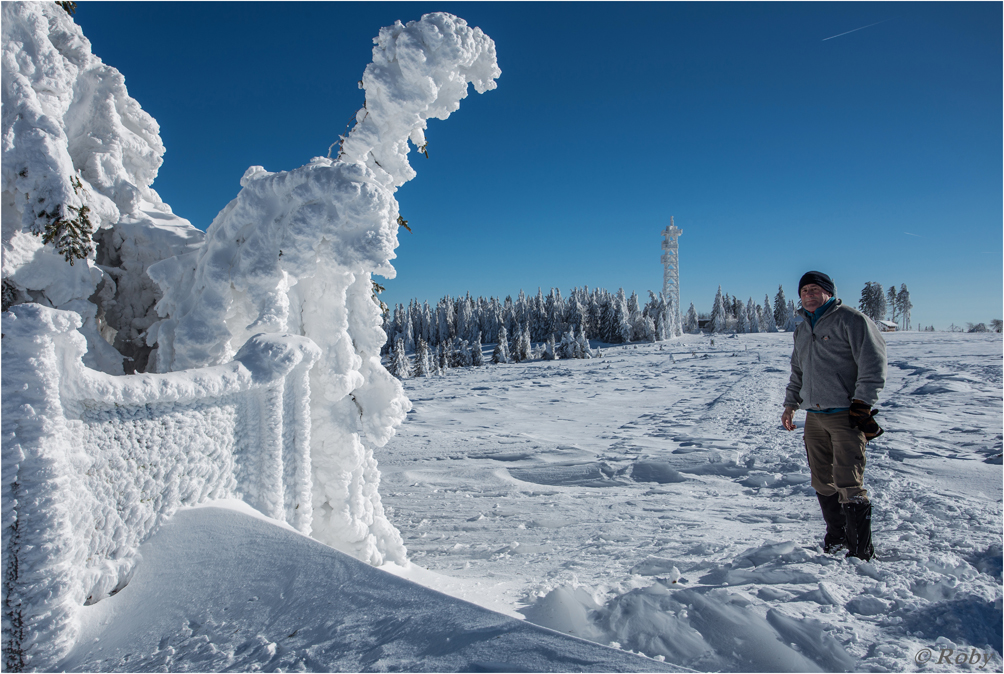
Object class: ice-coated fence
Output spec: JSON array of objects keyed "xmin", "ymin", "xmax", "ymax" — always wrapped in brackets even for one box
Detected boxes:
[{"xmin": 1, "ymin": 304, "xmax": 320, "ymax": 671}]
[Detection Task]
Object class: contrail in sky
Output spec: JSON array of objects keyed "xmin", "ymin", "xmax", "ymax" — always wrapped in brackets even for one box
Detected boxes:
[
  {"xmin": 904, "ymin": 232, "xmax": 922, "ymax": 237},
  {"xmin": 822, "ymin": 20, "xmax": 888, "ymax": 41}
]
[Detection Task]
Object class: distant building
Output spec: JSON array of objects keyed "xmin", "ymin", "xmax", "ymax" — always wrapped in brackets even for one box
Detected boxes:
[{"xmin": 877, "ymin": 320, "xmax": 898, "ymax": 332}]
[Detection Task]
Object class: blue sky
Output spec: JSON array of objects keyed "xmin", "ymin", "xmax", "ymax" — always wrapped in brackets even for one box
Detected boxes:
[{"xmin": 74, "ymin": 2, "xmax": 1002, "ymax": 329}]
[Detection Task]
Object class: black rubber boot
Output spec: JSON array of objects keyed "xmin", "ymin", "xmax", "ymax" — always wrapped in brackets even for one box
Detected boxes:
[
  {"xmin": 816, "ymin": 492, "xmax": 847, "ymax": 553},
  {"xmin": 842, "ymin": 500, "xmax": 874, "ymax": 561}
]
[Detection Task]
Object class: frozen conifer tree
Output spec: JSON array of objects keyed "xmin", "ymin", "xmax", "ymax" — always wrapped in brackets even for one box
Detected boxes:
[
  {"xmin": 518, "ymin": 322, "xmax": 532, "ymax": 362},
  {"xmin": 438, "ymin": 340, "xmax": 451, "ymax": 371},
  {"xmin": 642, "ymin": 315, "xmax": 657, "ymax": 342},
  {"xmin": 413, "ymin": 337, "xmax": 432, "ymax": 377},
  {"xmin": 577, "ymin": 329, "xmax": 593, "ymax": 358},
  {"xmin": 773, "ymin": 285, "xmax": 788, "ymax": 328},
  {"xmin": 896, "ymin": 284, "xmax": 912, "ymax": 330},
  {"xmin": 615, "ymin": 288, "xmax": 632, "ymax": 343},
  {"xmin": 543, "ymin": 334, "xmax": 557, "ymax": 360},
  {"xmin": 858, "ymin": 282, "xmax": 886, "ymax": 322},
  {"xmin": 492, "ymin": 325, "xmax": 510, "ymax": 364},
  {"xmin": 761, "ymin": 294, "xmax": 777, "ymax": 332},
  {"xmin": 558, "ymin": 328, "xmax": 577, "ymax": 359},
  {"xmin": 784, "ymin": 300, "xmax": 799, "ymax": 331},
  {"xmin": 684, "ymin": 302, "xmax": 699, "ymax": 333},
  {"xmin": 710, "ymin": 286, "xmax": 727, "ymax": 333},
  {"xmin": 887, "ymin": 285, "xmax": 898, "ymax": 324},
  {"xmin": 388, "ymin": 337, "xmax": 411, "ymax": 379},
  {"xmin": 736, "ymin": 301, "xmax": 749, "ymax": 333},
  {"xmin": 453, "ymin": 337, "xmax": 472, "ymax": 367},
  {"xmin": 747, "ymin": 297, "xmax": 760, "ymax": 333},
  {"xmin": 470, "ymin": 332, "xmax": 484, "ymax": 366}
]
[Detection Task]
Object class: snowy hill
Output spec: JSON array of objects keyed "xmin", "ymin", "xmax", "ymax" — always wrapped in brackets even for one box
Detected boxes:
[{"xmin": 58, "ymin": 502, "xmax": 682, "ymax": 672}]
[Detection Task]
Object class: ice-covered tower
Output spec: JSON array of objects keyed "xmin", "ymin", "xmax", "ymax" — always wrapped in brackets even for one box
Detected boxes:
[{"xmin": 661, "ymin": 218, "xmax": 682, "ymax": 327}]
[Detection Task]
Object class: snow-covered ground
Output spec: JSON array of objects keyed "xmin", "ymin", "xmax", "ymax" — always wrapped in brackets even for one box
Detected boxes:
[
  {"xmin": 378, "ymin": 331, "xmax": 1002, "ymax": 672},
  {"xmin": 55, "ymin": 330, "xmax": 1002, "ymax": 672}
]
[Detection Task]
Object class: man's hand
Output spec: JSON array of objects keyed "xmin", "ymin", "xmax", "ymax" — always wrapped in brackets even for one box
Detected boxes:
[
  {"xmin": 782, "ymin": 406, "xmax": 797, "ymax": 431},
  {"xmin": 849, "ymin": 400, "xmax": 883, "ymax": 440}
]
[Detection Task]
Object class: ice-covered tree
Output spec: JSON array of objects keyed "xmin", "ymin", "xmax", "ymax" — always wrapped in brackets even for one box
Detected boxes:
[
  {"xmin": 492, "ymin": 325, "xmax": 510, "ymax": 364},
  {"xmin": 736, "ymin": 301, "xmax": 749, "ymax": 333},
  {"xmin": 684, "ymin": 303, "xmax": 699, "ymax": 334},
  {"xmin": 773, "ymin": 286, "xmax": 788, "ymax": 328},
  {"xmin": 470, "ymin": 332, "xmax": 484, "ymax": 366},
  {"xmin": 896, "ymin": 284, "xmax": 912, "ymax": 330},
  {"xmin": 543, "ymin": 334, "xmax": 557, "ymax": 360},
  {"xmin": 413, "ymin": 337, "xmax": 432, "ymax": 377},
  {"xmin": 887, "ymin": 285, "xmax": 899, "ymax": 324},
  {"xmin": 761, "ymin": 295, "xmax": 777, "ymax": 332},
  {"xmin": 784, "ymin": 300, "xmax": 799, "ymax": 332},
  {"xmin": 858, "ymin": 282, "xmax": 886, "ymax": 322},
  {"xmin": 710, "ymin": 286, "xmax": 727, "ymax": 334},
  {"xmin": 747, "ymin": 297, "xmax": 760, "ymax": 333},
  {"xmin": 615, "ymin": 288, "xmax": 632, "ymax": 343},
  {"xmin": 388, "ymin": 337, "xmax": 411, "ymax": 379}
]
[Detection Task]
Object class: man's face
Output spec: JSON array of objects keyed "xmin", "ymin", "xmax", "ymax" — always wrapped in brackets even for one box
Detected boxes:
[{"xmin": 800, "ymin": 284, "xmax": 832, "ymax": 313}]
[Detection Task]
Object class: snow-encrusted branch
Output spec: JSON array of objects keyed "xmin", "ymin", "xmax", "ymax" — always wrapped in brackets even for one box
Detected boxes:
[{"xmin": 339, "ymin": 12, "xmax": 500, "ymax": 189}]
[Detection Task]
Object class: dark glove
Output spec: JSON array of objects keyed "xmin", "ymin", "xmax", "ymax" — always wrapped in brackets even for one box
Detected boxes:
[{"xmin": 849, "ymin": 401, "xmax": 883, "ymax": 441}]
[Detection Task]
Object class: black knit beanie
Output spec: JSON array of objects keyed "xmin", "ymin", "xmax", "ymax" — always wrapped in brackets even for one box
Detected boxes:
[{"xmin": 798, "ymin": 271, "xmax": 835, "ymax": 296}]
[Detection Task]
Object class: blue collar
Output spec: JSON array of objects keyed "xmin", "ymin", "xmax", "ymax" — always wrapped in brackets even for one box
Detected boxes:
[{"xmin": 806, "ymin": 298, "xmax": 836, "ymax": 329}]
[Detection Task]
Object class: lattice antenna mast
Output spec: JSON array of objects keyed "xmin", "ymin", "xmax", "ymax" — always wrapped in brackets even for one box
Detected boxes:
[{"xmin": 661, "ymin": 218, "xmax": 683, "ymax": 329}]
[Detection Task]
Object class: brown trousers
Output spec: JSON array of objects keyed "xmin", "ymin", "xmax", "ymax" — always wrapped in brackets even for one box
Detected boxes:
[{"xmin": 803, "ymin": 411, "xmax": 868, "ymax": 503}]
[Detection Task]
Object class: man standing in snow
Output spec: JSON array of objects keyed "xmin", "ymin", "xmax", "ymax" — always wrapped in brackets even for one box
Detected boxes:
[{"xmin": 781, "ymin": 271, "xmax": 886, "ymax": 561}]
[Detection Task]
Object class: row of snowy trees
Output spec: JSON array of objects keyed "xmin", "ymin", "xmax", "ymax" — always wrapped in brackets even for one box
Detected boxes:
[
  {"xmin": 385, "ymin": 323, "xmax": 600, "ymax": 379},
  {"xmin": 859, "ymin": 282, "xmax": 913, "ymax": 330},
  {"xmin": 686, "ymin": 285, "xmax": 799, "ymax": 334},
  {"xmin": 383, "ymin": 286, "xmax": 681, "ymax": 356}
]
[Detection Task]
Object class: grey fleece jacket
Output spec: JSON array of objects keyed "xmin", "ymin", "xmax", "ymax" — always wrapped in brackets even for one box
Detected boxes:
[{"xmin": 784, "ymin": 299, "xmax": 887, "ymax": 410}]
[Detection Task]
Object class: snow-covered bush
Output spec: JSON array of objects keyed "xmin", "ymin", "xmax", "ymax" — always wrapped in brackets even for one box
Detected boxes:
[{"xmin": 2, "ymin": 304, "xmax": 319, "ymax": 671}]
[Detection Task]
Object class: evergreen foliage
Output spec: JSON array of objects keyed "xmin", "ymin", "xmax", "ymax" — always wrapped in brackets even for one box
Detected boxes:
[
  {"xmin": 784, "ymin": 300, "xmax": 799, "ymax": 332},
  {"xmin": 747, "ymin": 297, "xmax": 760, "ymax": 333},
  {"xmin": 709, "ymin": 286, "xmax": 727, "ymax": 333},
  {"xmin": 491, "ymin": 325, "xmax": 510, "ymax": 364},
  {"xmin": 684, "ymin": 303, "xmax": 699, "ymax": 334},
  {"xmin": 736, "ymin": 301, "xmax": 749, "ymax": 333},
  {"xmin": 470, "ymin": 333, "xmax": 484, "ymax": 366},
  {"xmin": 896, "ymin": 284, "xmax": 912, "ymax": 330},
  {"xmin": 388, "ymin": 338, "xmax": 411, "ymax": 379},
  {"xmin": 761, "ymin": 295, "xmax": 777, "ymax": 332},
  {"xmin": 38, "ymin": 176, "xmax": 94, "ymax": 265},
  {"xmin": 413, "ymin": 338, "xmax": 432, "ymax": 377},
  {"xmin": 858, "ymin": 282, "xmax": 887, "ymax": 322},
  {"xmin": 773, "ymin": 286, "xmax": 788, "ymax": 328}
]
